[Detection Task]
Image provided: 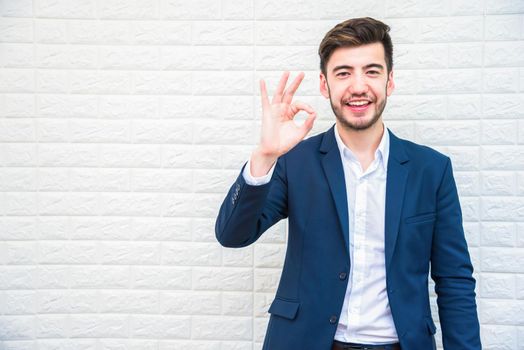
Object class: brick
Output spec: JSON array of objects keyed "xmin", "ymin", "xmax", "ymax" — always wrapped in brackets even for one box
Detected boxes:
[
  {"xmin": 420, "ymin": 17, "xmax": 483, "ymax": 42},
  {"xmin": 4, "ymin": 241, "xmax": 38, "ymax": 264},
  {"xmin": 38, "ymin": 94, "xmax": 97, "ymax": 118},
  {"xmin": 35, "ymin": 0, "xmax": 96, "ymax": 18},
  {"xmin": 159, "ymin": 291, "xmax": 221, "ymax": 315},
  {"xmin": 132, "ymin": 266, "xmax": 192, "ymax": 289},
  {"xmin": 485, "ymin": 0, "xmax": 524, "ymax": 14},
  {"xmin": 5, "ymin": 94, "xmax": 35, "ymax": 117},
  {"xmin": 480, "ymin": 273, "xmax": 515, "ymax": 298},
  {"xmin": 192, "ymin": 316, "xmax": 252, "ymax": 340},
  {"xmin": 37, "ymin": 44, "xmax": 98, "ymax": 69},
  {"xmin": 0, "ymin": 69, "xmax": 34, "ymax": 93},
  {"xmin": 482, "ymin": 146, "xmax": 524, "ymax": 170},
  {"xmin": 254, "ymin": 244, "xmax": 285, "ymax": 268},
  {"xmin": 481, "ymin": 247, "xmax": 524, "ymax": 272},
  {"xmin": 99, "ymin": 46, "xmax": 159, "ymax": 70},
  {"xmin": 480, "ymin": 299, "xmax": 524, "ymax": 324},
  {"xmin": 161, "ymin": 0, "xmax": 221, "ymax": 20},
  {"xmin": 222, "ymin": 246, "xmax": 253, "ymax": 267},
  {"xmin": 448, "ymin": 43, "xmax": 483, "ymax": 68},
  {"xmin": 481, "ymin": 172, "xmax": 516, "ymax": 195},
  {"xmin": 255, "ymin": 46, "xmax": 317, "ymax": 71},
  {"xmin": 0, "ymin": 316, "xmax": 34, "ymax": 340},
  {"xmin": 0, "ymin": 18, "xmax": 33, "ymax": 43},
  {"xmin": 3, "ymin": 291, "xmax": 36, "ymax": 315},
  {"xmin": 98, "ymin": 0, "xmax": 158, "ymax": 19},
  {"xmin": 132, "ymin": 120, "xmax": 193, "ymax": 144},
  {"xmin": 395, "ymin": 44, "xmax": 448, "ymax": 69},
  {"xmin": 1, "ymin": 44, "xmax": 34, "ymax": 67},
  {"xmin": 193, "ymin": 21, "xmax": 253, "ymax": 45},
  {"xmin": 0, "ymin": 0, "xmax": 33, "ymax": 17},
  {"xmin": 485, "ymin": 42, "xmax": 524, "ymax": 67},
  {"xmin": 35, "ymin": 19, "xmax": 68, "ymax": 43},
  {"xmin": 37, "ymin": 315, "xmax": 69, "ymax": 338},
  {"xmin": 222, "ymin": 0, "xmax": 254, "ymax": 19},
  {"xmin": 69, "ymin": 266, "xmax": 131, "ymax": 288},
  {"xmin": 483, "ymin": 68, "xmax": 520, "ymax": 93},
  {"xmin": 131, "ymin": 315, "xmax": 191, "ymax": 338},
  {"xmin": 255, "ymin": 0, "xmax": 317, "ymax": 20},
  {"xmin": 481, "ymin": 222, "xmax": 516, "ymax": 247},
  {"xmin": 70, "ymin": 71, "xmax": 132, "ymax": 94},
  {"xmin": 193, "ymin": 267, "xmax": 252, "ymax": 291},
  {"xmin": 481, "ymin": 120, "xmax": 518, "ymax": 145},
  {"xmin": 161, "ymin": 242, "xmax": 221, "ymax": 266},
  {"xmin": 416, "ymin": 120, "xmax": 479, "ymax": 145},
  {"xmin": 132, "ymin": 21, "xmax": 191, "ymax": 45},
  {"xmin": 99, "ymin": 290, "xmax": 159, "ymax": 313},
  {"xmin": 37, "ymin": 70, "xmax": 69, "ymax": 93},
  {"xmin": 481, "ymin": 325, "xmax": 517, "ymax": 349},
  {"xmin": 485, "ymin": 15, "xmax": 522, "ymax": 40},
  {"xmin": 222, "ymin": 292, "xmax": 253, "ymax": 316},
  {"xmin": 70, "ymin": 315, "xmax": 128, "ymax": 338}
]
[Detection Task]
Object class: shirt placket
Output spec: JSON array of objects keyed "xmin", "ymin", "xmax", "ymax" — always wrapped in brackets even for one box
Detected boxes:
[{"xmin": 347, "ymin": 170, "xmax": 368, "ymax": 327}]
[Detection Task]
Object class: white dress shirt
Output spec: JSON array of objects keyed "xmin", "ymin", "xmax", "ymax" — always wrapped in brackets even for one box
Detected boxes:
[
  {"xmin": 332, "ymin": 124, "xmax": 398, "ymax": 344},
  {"xmin": 243, "ymin": 124, "xmax": 398, "ymax": 344}
]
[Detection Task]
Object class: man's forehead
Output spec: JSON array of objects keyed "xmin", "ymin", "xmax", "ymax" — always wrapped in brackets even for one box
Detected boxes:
[{"xmin": 327, "ymin": 43, "xmax": 387, "ymax": 68}]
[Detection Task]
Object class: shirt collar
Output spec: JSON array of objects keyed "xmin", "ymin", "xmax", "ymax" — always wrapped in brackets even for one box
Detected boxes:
[{"xmin": 333, "ymin": 123, "xmax": 390, "ymax": 171}]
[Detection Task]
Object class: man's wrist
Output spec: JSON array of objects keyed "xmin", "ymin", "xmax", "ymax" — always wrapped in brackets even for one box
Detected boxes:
[{"xmin": 250, "ymin": 148, "xmax": 278, "ymax": 177}]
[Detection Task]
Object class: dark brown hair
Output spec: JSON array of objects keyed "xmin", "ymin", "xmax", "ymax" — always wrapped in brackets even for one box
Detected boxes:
[{"xmin": 318, "ymin": 17, "xmax": 393, "ymax": 75}]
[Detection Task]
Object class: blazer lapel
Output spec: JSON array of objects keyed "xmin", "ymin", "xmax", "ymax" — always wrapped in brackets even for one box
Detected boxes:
[
  {"xmin": 320, "ymin": 126, "xmax": 350, "ymax": 255},
  {"xmin": 385, "ymin": 129, "xmax": 410, "ymax": 274}
]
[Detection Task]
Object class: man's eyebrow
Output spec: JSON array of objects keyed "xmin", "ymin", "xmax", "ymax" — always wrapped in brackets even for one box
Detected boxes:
[{"xmin": 332, "ymin": 63, "xmax": 385, "ymax": 72}]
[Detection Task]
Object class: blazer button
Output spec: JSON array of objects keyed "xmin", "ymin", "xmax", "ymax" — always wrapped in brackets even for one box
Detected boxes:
[
  {"xmin": 339, "ymin": 272, "xmax": 347, "ymax": 280},
  {"xmin": 329, "ymin": 315, "xmax": 338, "ymax": 324}
]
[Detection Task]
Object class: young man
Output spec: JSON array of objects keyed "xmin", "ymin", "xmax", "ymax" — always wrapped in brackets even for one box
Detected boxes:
[{"xmin": 215, "ymin": 17, "xmax": 481, "ymax": 350}]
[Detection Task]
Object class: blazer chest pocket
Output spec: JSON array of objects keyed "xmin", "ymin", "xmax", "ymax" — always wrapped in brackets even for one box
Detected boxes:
[
  {"xmin": 404, "ymin": 212, "xmax": 436, "ymax": 225},
  {"xmin": 268, "ymin": 297, "xmax": 300, "ymax": 320}
]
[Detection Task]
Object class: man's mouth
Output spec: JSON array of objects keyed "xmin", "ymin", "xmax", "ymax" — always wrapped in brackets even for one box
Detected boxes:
[{"xmin": 344, "ymin": 100, "xmax": 372, "ymax": 112}]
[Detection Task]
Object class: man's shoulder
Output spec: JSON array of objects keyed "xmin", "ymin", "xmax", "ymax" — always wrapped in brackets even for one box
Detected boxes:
[{"xmin": 392, "ymin": 131, "xmax": 450, "ymax": 167}]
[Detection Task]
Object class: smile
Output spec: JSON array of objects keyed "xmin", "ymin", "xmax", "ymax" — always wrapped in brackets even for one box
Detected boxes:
[{"xmin": 344, "ymin": 100, "xmax": 372, "ymax": 112}]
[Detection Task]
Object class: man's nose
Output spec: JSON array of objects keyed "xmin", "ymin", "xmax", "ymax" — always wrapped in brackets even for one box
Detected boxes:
[{"xmin": 349, "ymin": 74, "xmax": 368, "ymax": 95}]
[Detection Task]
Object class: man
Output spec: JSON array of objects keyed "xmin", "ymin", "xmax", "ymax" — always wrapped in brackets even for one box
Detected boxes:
[{"xmin": 215, "ymin": 17, "xmax": 481, "ymax": 350}]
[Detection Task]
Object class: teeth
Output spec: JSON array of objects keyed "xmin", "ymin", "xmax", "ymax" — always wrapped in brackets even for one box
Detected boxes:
[{"xmin": 347, "ymin": 101, "xmax": 370, "ymax": 106}]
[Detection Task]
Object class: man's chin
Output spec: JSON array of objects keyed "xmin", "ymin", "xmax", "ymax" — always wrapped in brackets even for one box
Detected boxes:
[{"xmin": 337, "ymin": 115, "xmax": 378, "ymax": 131}]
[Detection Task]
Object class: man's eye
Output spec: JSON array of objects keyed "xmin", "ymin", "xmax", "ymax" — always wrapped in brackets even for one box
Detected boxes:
[
  {"xmin": 368, "ymin": 71, "xmax": 379, "ymax": 75},
  {"xmin": 337, "ymin": 72, "xmax": 349, "ymax": 77}
]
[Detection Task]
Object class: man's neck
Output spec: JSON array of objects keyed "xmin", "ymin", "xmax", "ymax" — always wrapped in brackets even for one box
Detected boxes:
[{"xmin": 336, "ymin": 119, "xmax": 385, "ymax": 157}]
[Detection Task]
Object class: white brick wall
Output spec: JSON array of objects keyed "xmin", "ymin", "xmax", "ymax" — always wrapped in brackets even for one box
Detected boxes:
[{"xmin": 0, "ymin": 0, "xmax": 523, "ymax": 349}]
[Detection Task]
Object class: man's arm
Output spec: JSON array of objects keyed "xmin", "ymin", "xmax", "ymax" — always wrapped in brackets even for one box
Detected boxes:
[
  {"xmin": 430, "ymin": 158, "xmax": 481, "ymax": 349},
  {"xmin": 215, "ymin": 71, "xmax": 317, "ymax": 248},
  {"xmin": 215, "ymin": 157, "xmax": 286, "ymax": 248}
]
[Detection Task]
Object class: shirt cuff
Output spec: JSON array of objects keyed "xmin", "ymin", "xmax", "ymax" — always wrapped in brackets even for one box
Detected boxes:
[{"xmin": 242, "ymin": 159, "xmax": 276, "ymax": 186}]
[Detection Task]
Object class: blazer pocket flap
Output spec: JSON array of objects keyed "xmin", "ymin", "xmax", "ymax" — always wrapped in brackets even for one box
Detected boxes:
[
  {"xmin": 268, "ymin": 298, "xmax": 299, "ymax": 320},
  {"xmin": 425, "ymin": 317, "xmax": 437, "ymax": 335},
  {"xmin": 405, "ymin": 212, "xmax": 436, "ymax": 225}
]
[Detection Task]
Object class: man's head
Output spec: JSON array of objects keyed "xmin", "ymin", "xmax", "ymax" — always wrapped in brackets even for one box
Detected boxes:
[{"xmin": 318, "ymin": 17, "xmax": 395, "ymax": 131}]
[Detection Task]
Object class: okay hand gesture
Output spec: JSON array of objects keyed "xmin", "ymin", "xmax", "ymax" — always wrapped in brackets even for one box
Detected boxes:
[{"xmin": 251, "ymin": 71, "xmax": 317, "ymax": 176}]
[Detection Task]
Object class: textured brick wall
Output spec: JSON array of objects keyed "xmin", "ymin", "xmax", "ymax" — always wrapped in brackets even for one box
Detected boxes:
[{"xmin": 1, "ymin": 0, "xmax": 523, "ymax": 349}]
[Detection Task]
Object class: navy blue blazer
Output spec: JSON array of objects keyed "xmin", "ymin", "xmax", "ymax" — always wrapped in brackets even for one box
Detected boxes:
[{"xmin": 216, "ymin": 126, "xmax": 481, "ymax": 350}]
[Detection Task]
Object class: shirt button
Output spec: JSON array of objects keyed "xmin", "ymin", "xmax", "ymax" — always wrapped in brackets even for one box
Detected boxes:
[
  {"xmin": 339, "ymin": 272, "xmax": 347, "ymax": 280},
  {"xmin": 329, "ymin": 315, "xmax": 338, "ymax": 324}
]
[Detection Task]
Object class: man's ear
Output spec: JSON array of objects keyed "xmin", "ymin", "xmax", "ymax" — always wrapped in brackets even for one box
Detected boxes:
[
  {"xmin": 386, "ymin": 70, "xmax": 395, "ymax": 96},
  {"xmin": 319, "ymin": 72, "xmax": 330, "ymax": 99}
]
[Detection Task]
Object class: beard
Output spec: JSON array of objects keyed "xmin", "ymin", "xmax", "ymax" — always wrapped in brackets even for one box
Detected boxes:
[{"xmin": 327, "ymin": 86, "xmax": 388, "ymax": 132}]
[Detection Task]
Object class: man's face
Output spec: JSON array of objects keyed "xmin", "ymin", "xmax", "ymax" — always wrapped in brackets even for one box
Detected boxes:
[{"xmin": 319, "ymin": 42, "xmax": 395, "ymax": 131}]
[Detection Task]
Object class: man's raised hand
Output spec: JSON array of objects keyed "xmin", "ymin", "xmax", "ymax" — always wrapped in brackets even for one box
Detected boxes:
[{"xmin": 250, "ymin": 71, "xmax": 317, "ymax": 177}]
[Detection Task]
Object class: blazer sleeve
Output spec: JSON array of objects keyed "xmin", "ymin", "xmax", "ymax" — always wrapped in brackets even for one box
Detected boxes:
[
  {"xmin": 430, "ymin": 158, "xmax": 481, "ymax": 349},
  {"xmin": 215, "ymin": 156, "xmax": 288, "ymax": 248}
]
